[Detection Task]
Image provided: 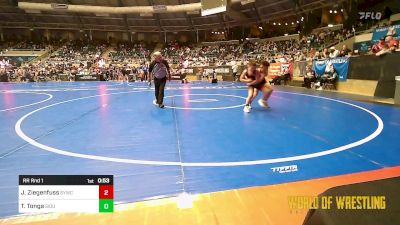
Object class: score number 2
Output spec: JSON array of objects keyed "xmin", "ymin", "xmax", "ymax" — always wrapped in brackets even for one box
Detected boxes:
[{"xmin": 99, "ymin": 185, "xmax": 114, "ymax": 199}]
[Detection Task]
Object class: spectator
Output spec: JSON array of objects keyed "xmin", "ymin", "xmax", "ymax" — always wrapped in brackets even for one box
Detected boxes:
[
  {"xmin": 232, "ymin": 61, "xmax": 239, "ymax": 81},
  {"xmin": 303, "ymin": 65, "xmax": 316, "ymax": 88},
  {"xmin": 322, "ymin": 48, "xmax": 329, "ymax": 58},
  {"xmin": 376, "ymin": 43, "xmax": 390, "ymax": 56},
  {"xmin": 386, "ymin": 35, "xmax": 399, "ymax": 52},
  {"xmin": 339, "ymin": 45, "xmax": 351, "ymax": 57},
  {"xmin": 386, "ymin": 25, "xmax": 396, "ymax": 37},
  {"xmin": 371, "ymin": 38, "xmax": 385, "ymax": 53},
  {"xmin": 270, "ymin": 66, "xmax": 290, "ymax": 85},
  {"xmin": 318, "ymin": 63, "xmax": 337, "ymax": 89},
  {"xmin": 329, "ymin": 47, "xmax": 340, "ymax": 58},
  {"xmin": 313, "ymin": 51, "xmax": 322, "ymax": 60}
]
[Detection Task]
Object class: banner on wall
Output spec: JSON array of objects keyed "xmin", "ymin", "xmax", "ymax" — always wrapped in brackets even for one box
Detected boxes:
[
  {"xmin": 313, "ymin": 57, "xmax": 350, "ymax": 81},
  {"xmin": 203, "ymin": 67, "xmax": 230, "ymax": 74},
  {"xmin": 353, "ymin": 41, "xmax": 372, "ymax": 54},
  {"xmin": 75, "ymin": 74, "xmax": 100, "ymax": 81},
  {"xmin": 268, "ymin": 63, "xmax": 281, "ymax": 77},
  {"xmin": 178, "ymin": 68, "xmax": 194, "ymax": 74},
  {"xmin": 268, "ymin": 63, "xmax": 290, "ymax": 78},
  {"xmin": 170, "ymin": 66, "xmax": 232, "ymax": 79},
  {"xmin": 171, "ymin": 74, "xmax": 187, "ymax": 80},
  {"xmin": 371, "ymin": 25, "xmax": 400, "ymax": 43}
]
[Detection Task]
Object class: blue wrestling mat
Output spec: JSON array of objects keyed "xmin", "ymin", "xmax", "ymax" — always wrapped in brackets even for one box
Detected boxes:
[{"xmin": 0, "ymin": 81, "xmax": 399, "ymax": 217}]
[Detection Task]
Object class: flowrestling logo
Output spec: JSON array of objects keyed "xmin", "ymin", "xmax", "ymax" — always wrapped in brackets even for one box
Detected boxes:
[
  {"xmin": 358, "ymin": 12, "xmax": 382, "ymax": 20},
  {"xmin": 315, "ymin": 58, "xmax": 348, "ymax": 65},
  {"xmin": 271, "ymin": 165, "xmax": 298, "ymax": 173}
]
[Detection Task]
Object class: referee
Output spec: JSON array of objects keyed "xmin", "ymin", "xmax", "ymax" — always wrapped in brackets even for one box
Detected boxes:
[{"xmin": 149, "ymin": 51, "xmax": 171, "ymax": 108}]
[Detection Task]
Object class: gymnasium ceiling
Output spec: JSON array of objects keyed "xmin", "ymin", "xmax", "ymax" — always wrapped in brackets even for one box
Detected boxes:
[{"xmin": 0, "ymin": 0, "xmax": 347, "ymax": 32}]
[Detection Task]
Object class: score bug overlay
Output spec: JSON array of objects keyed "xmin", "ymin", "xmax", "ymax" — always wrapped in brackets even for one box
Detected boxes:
[{"xmin": 19, "ymin": 175, "xmax": 114, "ymax": 213}]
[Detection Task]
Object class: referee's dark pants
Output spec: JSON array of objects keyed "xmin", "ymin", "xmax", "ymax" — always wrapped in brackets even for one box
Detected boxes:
[{"xmin": 154, "ymin": 76, "xmax": 167, "ymax": 105}]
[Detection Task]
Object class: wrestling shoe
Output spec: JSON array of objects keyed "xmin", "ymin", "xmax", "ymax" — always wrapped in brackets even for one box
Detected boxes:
[
  {"xmin": 258, "ymin": 99, "xmax": 269, "ymax": 108},
  {"xmin": 243, "ymin": 105, "xmax": 251, "ymax": 113}
]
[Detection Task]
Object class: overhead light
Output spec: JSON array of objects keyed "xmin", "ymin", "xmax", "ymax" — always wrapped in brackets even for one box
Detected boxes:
[
  {"xmin": 273, "ymin": 22, "xmax": 276, "ymax": 25},
  {"xmin": 153, "ymin": 5, "xmax": 167, "ymax": 12},
  {"xmin": 79, "ymin": 29, "xmax": 84, "ymax": 32},
  {"xmin": 291, "ymin": 22, "xmax": 294, "ymax": 25},
  {"xmin": 329, "ymin": 10, "xmax": 332, "ymax": 13},
  {"xmin": 296, "ymin": 20, "xmax": 299, "ymax": 23},
  {"xmin": 328, "ymin": 24, "xmax": 333, "ymax": 27},
  {"xmin": 50, "ymin": 3, "xmax": 68, "ymax": 9},
  {"xmin": 301, "ymin": 16, "xmax": 304, "ymax": 21},
  {"xmin": 341, "ymin": 9, "xmax": 344, "ymax": 12},
  {"xmin": 259, "ymin": 26, "xmax": 263, "ymax": 30},
  {"xmin": 278, "ymin": 23, "xmax": 281, "ymax": 25},
  {"xmin": 284, "ymin": 33, "xmax": 288, "ymax": 36},
  {"xmin": 201, "ymin": 6, "xmax": 226, "ymax": 16},
  {"xmin": 29, "ymin": 28, "xmax": 34, "ymax": 31},
  {"xmin": 334, "ymin": 10, "xmax": 337, "ymax": 13},
  {"xmin": 240, "ymin": 0, "xmax": 256, "ymax": 5},
  {"xmin": 285, "ymin": 23, "xmax": 288, "ymax": 25}
]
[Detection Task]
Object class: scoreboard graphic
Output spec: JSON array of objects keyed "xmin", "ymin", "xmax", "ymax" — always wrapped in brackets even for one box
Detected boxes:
[{"xmin": 19, "ymin": 175, "xmax": 114, "ymax": 213}]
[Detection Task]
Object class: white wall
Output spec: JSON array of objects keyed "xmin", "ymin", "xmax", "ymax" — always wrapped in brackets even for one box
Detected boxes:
[{"xmin": 354, "ymin": 33, "xmax": 373, "ymax": 43}]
